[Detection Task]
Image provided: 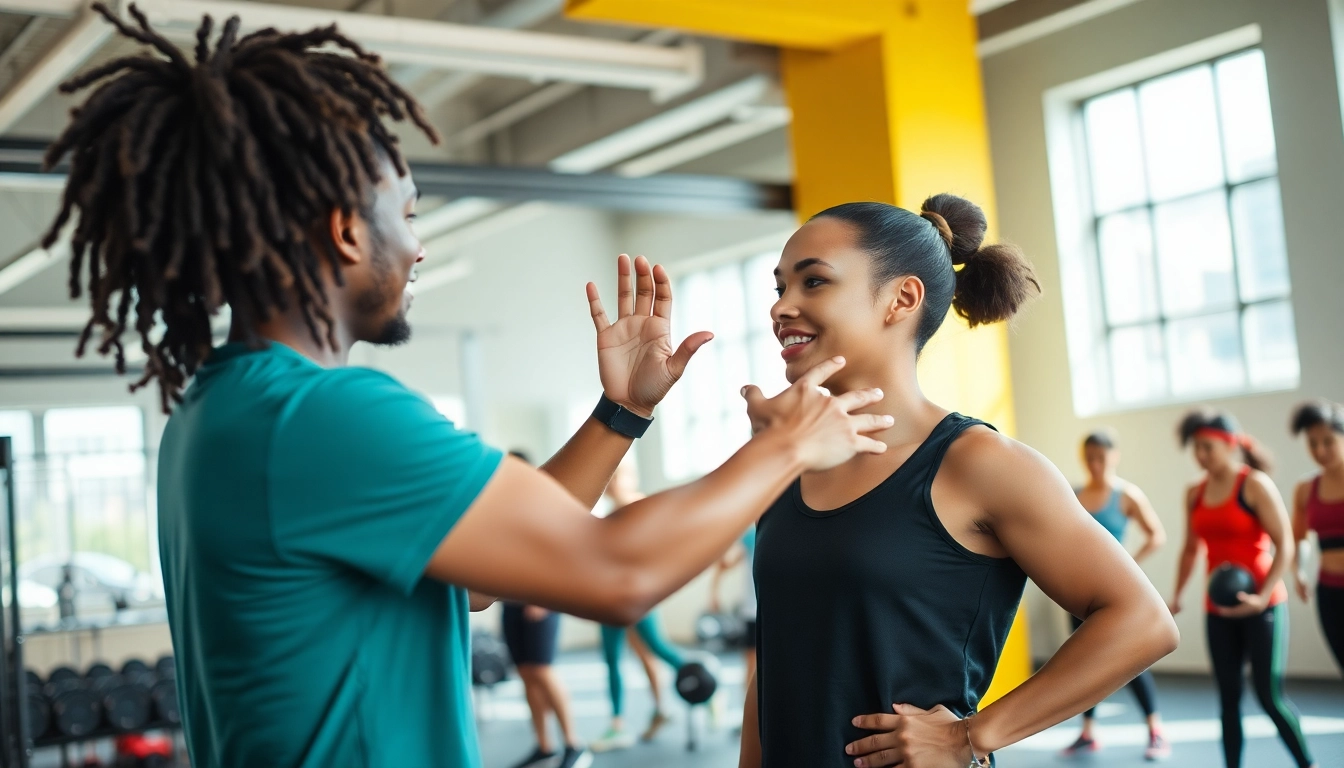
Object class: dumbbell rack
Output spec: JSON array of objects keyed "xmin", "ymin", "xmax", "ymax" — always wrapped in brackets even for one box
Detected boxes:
[
  {"xmin": 0, "ymin": 438, "xmax": 182, "ymax": 768},
  {"xmin": 34, "ymin": 720, "xmax": 182, "ymax": 749}
]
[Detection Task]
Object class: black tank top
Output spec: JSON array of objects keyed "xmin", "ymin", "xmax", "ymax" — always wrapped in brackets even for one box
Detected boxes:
[{"xmin": 754, "ymin": 413, "xmax": 1027, "ymax": 766}]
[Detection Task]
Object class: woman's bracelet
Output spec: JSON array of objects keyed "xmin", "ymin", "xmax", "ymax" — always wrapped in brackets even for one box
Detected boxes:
[{"xmin": 965, "ymin": 713, "xmax": 990, "ymax": 768}]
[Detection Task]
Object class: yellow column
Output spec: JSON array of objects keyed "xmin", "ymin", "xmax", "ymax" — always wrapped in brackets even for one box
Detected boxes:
[{"xmin": 569, "ymin": 0, "xmax": 1030, "ymax": 706}]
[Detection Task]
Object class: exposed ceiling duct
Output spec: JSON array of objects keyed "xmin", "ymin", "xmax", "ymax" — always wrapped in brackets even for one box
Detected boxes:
[{"xmin": 0, "ymin": 0, "xmax": 704, "ymax": 135}]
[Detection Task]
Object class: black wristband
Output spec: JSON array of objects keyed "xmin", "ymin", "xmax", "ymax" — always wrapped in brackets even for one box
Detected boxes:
[{"xmin": 592, "ymin": 395, "xmax": 653, "ymax": 439}]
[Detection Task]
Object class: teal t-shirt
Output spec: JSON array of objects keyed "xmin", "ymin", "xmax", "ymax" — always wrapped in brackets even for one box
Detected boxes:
[{"xmin": 157, "ymin": 341, "xmax": 502, "ymax": 768}]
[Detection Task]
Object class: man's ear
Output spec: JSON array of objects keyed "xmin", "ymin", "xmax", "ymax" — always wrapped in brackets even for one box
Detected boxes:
[
  {"xmin": 885, "ymin": 275, "xmax": 925, "ymax": 325},
  {"xmin": 326, "ymin": 206, "xmax": 367, "ymax": 266}
]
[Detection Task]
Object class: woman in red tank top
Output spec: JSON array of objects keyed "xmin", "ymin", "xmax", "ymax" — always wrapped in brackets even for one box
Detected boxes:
[
  {"xmin": 1169, "ymin": 408, "xmax": 1314, "ymax": 768},
  {"xmin": 1290, "ymin": 400, "xmax": 1344, "ymax": 674}
]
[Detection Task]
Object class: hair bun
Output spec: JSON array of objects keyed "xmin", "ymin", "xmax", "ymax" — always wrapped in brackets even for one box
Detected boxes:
[
  {"xmin": 921, "ymin": 193, "xmax": 986, "ymax": 265},
  {"xmin": 920, "ymin": 211, "xmax": 954, "ymax": 249}
]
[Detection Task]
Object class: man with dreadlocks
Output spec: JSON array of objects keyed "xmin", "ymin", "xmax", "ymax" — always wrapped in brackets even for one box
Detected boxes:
[{"xmin": 45, "ymin": 5, "xmax": 890, "ymax": 767}]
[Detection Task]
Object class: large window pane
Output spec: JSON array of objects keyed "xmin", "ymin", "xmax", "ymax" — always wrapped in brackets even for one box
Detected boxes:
[
  {"xmin": 1153, "ymin": 191, "xmax": 1236, "ymax": 316},
  {"xmin": 1216, "ymin": 50, "xmax": 1277, "ymax": 183},
  {"xmin": 1231, "ymin": 179, "xmax": 1290, "ymax": 302},
  {"xmin": 1109, "ymin": 324, "xmax": 1167, "ymax": 404},
  {"xmin": 675, "ymin": 272, "xmax": 715, "ymax": 347},
  {"xmin": 1097, "ymin": 209, "xmax": 1159, "ymax": 325},
  {"xmin": 1166, "ymin": 312, "xmax": 1245, "ymax": 395},
  {"xmin": 745, "ymin": 251, "xmax": 781, "ymax": 330},
  {"xmin": 1139, "ymin": 65, "xmax": 1225, "ymax": 201},
  {"xmin": 685, "ymin": 342, "xmax": 721, "ymax": 420},
  {"xmin": 44, "ymin": 407, "xmax": 143, "ymax": 454},
  {"xmin": 711, "ymin": 263, "xmax": 747, "ymax": 340},
  {"xmin": 1084, "ymin": 89, "xmax": 1148, "ymax": 214},
  {"xmin": 717, "ymin": 338, "xmax": 751, "ymax": 411},
  {"xmin": 1243, "ymin": 300, "xmax": 1299, "ymax": 388}
]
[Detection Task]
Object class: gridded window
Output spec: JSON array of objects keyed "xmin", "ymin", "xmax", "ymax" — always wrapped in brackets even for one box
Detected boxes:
[
  {"xmin": 1077, "ymin": 48, "xmax": 1297, "ymax": 409},
  {"xmin": 661, "ymin": 253, "xmax": 788, "ymax": 481},
  {"xmin": 40, "ymin": 407, "xmax": 152, "ymax": 575}
]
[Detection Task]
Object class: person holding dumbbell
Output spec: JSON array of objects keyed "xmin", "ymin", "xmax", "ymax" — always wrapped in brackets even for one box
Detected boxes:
[
  {"xmin": 1168, "ymin": 408, "xmax": 1315, "ymax": 768},
  {"xmin": 48, "ymin": 8, "xmax": 893, "ymax": 768}
]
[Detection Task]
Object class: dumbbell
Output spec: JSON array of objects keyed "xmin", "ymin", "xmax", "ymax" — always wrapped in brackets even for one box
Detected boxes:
[
  {"xmin": 47, "ymin": 666, "xmax": 79, "ymax": 685},
  {"xmin": 675, "ymin": 657, "xmax": 720, "ymax": 705},
  {"xmin": 86, "ymin": 662, "xmax": 115, "ymax": 681},
  {"xmin": 96, "ymin": 675, "xmax": 152, "ymax": 732},
  {"xmin": 26, "ymin": 687, "xmax": 51, "ymax": 739},
  {"xmin": 154, "ymin": 656, "xmax": 175, "ymax": 681},
  {"xmin": 44, "ymin": 679, "xmax": 100, "ymax": 738},
  {"xmin": 470, "ymin": 630, "xmax": 511, "ymax": 687},
  {"xmin": 121, "ymin": 659, "xmax": 151, "ymax": 679},
  {"xmin": 150, "ymin": 679, "xmax": 179, "ymax": 725}
]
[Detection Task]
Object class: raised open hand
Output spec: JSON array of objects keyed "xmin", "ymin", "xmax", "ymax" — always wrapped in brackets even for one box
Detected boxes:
[{"xmin": 587, "ymin": 254, "xmax": 713, "ymax": 417}]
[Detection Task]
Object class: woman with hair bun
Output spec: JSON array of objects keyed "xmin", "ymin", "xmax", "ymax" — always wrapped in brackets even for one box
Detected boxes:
[
  {"xmin": 1169, "ymin": 408, "xmax": 1315, "ymax": 768},
  {"xmin": 1289, "ymin": 399, "xmax": 1344, "ymax": 673},
  {"xmin": 739, "ymin": 194, "xmax": 1178, "ymax": 768}
]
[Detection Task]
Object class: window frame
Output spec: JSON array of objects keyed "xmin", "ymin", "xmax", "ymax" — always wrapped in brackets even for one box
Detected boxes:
[{"xmin": 1042, "ymin": 25, "xmax": 1299, "ymax": 416}]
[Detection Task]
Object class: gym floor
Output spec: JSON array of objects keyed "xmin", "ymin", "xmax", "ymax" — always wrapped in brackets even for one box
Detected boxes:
[{"xmin": 477, "ymin": 651, "xmax": 1344, "ymax": 768}]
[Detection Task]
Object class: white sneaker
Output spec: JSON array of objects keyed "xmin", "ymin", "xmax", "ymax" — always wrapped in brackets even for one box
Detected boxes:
[{"xmin": 589, "ymin": 728, "xmax": 635, "ymax": 753}]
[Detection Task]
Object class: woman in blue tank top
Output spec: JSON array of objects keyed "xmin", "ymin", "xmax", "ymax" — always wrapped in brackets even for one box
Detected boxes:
[
  {"xmin": 739, "ymin": 197, "xmax": 1180, "ymax": 768},
  {"xmin": 1060, "ymin": 431, "xmax": 1170, "ymax": 761}
]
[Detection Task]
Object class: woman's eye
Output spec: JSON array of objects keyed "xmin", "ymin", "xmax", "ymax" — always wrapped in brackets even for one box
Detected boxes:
[
  {"xmin": 804, "ymin": 277, "xmax": 825, "ymax": 289},
  {"xmin": 773, "ymin": 285, "xmax": 784, "ymax": 298}
]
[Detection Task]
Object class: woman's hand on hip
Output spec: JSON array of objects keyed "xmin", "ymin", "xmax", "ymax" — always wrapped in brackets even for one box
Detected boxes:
[
  {"xmin": 847, "ymin": 703, "xmax": 972, "ymax": 768},
  {"xmin": 587, "ymin": 254, "xmax": 713, "ymax": 417}
]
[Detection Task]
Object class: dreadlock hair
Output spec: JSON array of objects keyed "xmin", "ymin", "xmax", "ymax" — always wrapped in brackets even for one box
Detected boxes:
[{"xmin": 42, "ymin": 3, "xmax": 438, "ymax": 413}]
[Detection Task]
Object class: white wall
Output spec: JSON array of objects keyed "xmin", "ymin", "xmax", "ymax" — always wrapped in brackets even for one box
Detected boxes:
[{"xmin": 983, "ymin": 0, "xmax": 1344, "ymax": 677}]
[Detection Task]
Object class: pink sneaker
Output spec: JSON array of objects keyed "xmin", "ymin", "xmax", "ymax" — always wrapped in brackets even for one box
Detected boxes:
[
  {"xmin": 1144, "ymin": 732, "xmax": 1171, "ymax": 761},
  {"xmin": 1059, "ymin": 734, "xmax": 1101, "ymax": 758}
]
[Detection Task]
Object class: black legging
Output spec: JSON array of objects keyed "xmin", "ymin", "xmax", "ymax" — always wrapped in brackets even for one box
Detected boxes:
[
  {"xmin": 1069, "ymin": 615, "xmax": 1159, "ymax": 719},
  {"xmin": 1206, "ymin": 603, "xmax": 1314, "ymax": 768},
  {"xmin": 1320, "ymin": 583, "xmax": 1344, "ymax": 675}
]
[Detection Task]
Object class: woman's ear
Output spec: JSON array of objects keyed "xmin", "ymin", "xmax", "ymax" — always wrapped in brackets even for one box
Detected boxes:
[{"xmin": 885, "ymin": 275, "xmax": 925, "ymax": 325}]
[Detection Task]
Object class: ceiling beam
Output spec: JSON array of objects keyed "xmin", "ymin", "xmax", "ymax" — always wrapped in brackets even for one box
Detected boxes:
[
  {"xmin": 0, "ymin": 137, "xmax": 791, "ymax": 213},
  {"xmin": 0, "ymin": 5, "xmax": 113, "ymax": 134},
  {"xmin": 129, "ymin": 0, "xmax": 703, "ymax": 100}
]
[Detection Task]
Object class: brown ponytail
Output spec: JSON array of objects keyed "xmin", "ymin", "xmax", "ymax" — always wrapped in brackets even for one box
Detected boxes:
[{"xmin": 920, "ymin": 193, "xmax": 1040, "ymax": 328}]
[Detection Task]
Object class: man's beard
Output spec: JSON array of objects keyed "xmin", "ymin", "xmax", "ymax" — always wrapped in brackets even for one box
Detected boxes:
[
  {"xmin": 373, "ymin": 310, "xmax": 411, "ymax": 347},
  {"xmin": 356, "ymin": 236, "xmax": 412, "ymax": 347}
]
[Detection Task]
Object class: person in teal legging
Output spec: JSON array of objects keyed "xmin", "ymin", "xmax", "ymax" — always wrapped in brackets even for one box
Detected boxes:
[{"xmin": 591, "ymin": 461, "xmax": 687, "ymax": 751}]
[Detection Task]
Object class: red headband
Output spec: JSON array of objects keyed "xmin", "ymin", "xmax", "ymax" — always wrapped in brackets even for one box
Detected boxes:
[{"xmin": 1195, "ymin": 427, "xmax": 1245, "ymax": 447}]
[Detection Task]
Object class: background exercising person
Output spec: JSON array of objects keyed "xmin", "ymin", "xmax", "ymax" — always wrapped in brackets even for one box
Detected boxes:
[
  {"xmin": 1059, "ymin": 430, "xmax": 1170, "ymax": 761},
  {"xmin": 1290, "ymin": 400, "xmax": 1344, "ymax": 674},
  {"xmin": 1169, "ymin": 409, "xmax": 1315, "ymax": 768},
  {"xmin": 46, "ymin": 6, "xmax": 893, "ymax": 767},
  {"xmin": 591, "ymin": 460, "xmax": 689, "ymax": 751}
]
